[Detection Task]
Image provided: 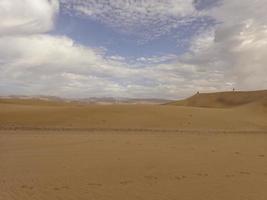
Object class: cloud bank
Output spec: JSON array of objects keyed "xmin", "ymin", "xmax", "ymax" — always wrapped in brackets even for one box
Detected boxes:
[
  {"xmin": 0, "ymin": 0, "xmax": 267, "ymax": 99},
  {"xmin": 0, "ymin": 34, "xmax": 208, "ymax": 98},
  {"xmin": 188, "ymin": 0, "xmax": 267, "ymax": 90},
  {"xmin": 0, "ymin": 0, "xmax": 59, "ymax": 35}
]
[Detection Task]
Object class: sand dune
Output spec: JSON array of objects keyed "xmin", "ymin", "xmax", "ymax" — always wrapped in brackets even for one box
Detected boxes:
[
  {"xmin": 0, "ymin": 94, "xmax": 267, "ymax": 131},
  {"xmin": 0, "ymin": 91, "xmax": 267, "ymax": 200},
  {"xmin": 168, "ymin": 90, "xmax": 267, "ymax": 108}
]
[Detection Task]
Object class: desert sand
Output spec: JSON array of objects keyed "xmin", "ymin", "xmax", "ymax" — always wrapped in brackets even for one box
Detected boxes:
[{"xmin": 0, "ymin": 91, "xmax": 267, "ymax": 200}]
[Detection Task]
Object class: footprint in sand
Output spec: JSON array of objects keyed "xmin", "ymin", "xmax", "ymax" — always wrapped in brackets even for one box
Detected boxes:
[
  {"xmin": 53, "ymin": 187, "xmax": 60, "ymax": 191},
  {"xmin": 195, "ymin": 173, "xmax": 208, "ymax": 177},
  {"xmin": 21, "ymin": 185, "xmax": 34, "ymax": 190},
  {"xmin": 144, "ymin": 175, "xmax": 158, "ymax": 181},
  {"xmin": 239, "ymin": 171, "xmax": 251, "ymax": 175},
  {"xmin": 87, "ymin": 183, "xmax": 103, "ymax": 187},
  {"xmin": 258, "ymin": 154, "xmax": 265, "ymax": 158},
  {"xmin": 120, "ymin": 180, "xmax": 133, "ymax": 185},
  {"xmin": 52, "ymin": 185, "xmax": 70, "ymax": 191},
  {"xmin": 174, "ymin": 175, "xmax": 187, "ymax": 180},
  {"xmin": 225, "ymin": 174, "xmax": 235, "ymax": 178}
]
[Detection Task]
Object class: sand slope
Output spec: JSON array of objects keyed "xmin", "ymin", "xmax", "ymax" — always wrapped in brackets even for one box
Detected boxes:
[
  {"xmin": 168, "ymin": 90, "xmax": 267, "ymax": 108},
  {"xmin": 0, "ymin": 98, "xmax": 267, "ymax": 131}
]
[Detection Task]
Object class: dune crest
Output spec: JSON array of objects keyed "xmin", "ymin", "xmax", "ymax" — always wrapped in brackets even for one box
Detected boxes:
[{"xmin": 168, "ymin": 90, "xmax": 267, "ymax": 108}]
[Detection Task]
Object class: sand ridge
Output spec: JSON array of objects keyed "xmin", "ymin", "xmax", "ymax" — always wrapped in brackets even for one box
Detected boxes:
[
  {"xmin": 0, "ymin": 98, "xmax": 267, "ymax": 131},
  {"xmin": 168, "ymin": 90, "xmax": 267, "ymax": 108}
]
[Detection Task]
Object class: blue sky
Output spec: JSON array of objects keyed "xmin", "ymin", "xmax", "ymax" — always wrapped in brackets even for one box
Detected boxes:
[
  {"xmin": 53, "ymin": 4, "xmax": 216, "ymax": 59},
  {"xmin": 0, "ymin": 0, "xmax": 267, "ymax": 99}
]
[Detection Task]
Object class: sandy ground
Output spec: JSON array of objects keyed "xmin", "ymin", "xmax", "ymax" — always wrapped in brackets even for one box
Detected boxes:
[
  {"xmin": 0, "ymin": 131, "xmax": 267, "ymax": 200},
  {"xmin": 0, "ymin": 102, "xmax": 267, "ymax": 131},
  {"xmin": 0, "ymin": 100, "xmax": 267, "ymax": 199}
]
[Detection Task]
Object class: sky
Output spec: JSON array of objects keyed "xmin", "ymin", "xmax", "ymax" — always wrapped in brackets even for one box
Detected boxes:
[{"xmin": 0, "ymin": 0, "xmax": 267, "ymax": 99}]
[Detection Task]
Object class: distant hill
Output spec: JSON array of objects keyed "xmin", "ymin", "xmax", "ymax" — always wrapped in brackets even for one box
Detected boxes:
[
  {"xmin": 0, "ymin": 95, "xmax": 170, "ymax": 105},
  {"xmin": 167, "ymin": 90, "xmax": 267, "ymax": 108}
]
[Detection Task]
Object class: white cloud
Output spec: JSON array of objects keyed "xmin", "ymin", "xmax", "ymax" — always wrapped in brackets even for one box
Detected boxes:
[
  {"xmin": 0, "ymin": 0, "xmax": 267, "ymax": 99},
  {"xmin": 185, "ymin": 0, "xmax": 267, "ymax": 91},
  {"xmin": 61, "ymin": 0, "xmax": 200, "ymax": 41},
  {"xmin": 189, "ymin": 28, "xmax": 215, "ymax": 53},
  {"xmin": 136, "ymin": 55, "xmax": 178, "ymax": 64},
  {"xmin": 0, "ymin": 34, "xmax": 215, "ymax": 99},
  {"xmin": 209, "ymin": 0, "xmax": 267, "ymax": 26},
  {"xmin": 0, "ymin": 0, "xmax": 59, "ymax": 35}
]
